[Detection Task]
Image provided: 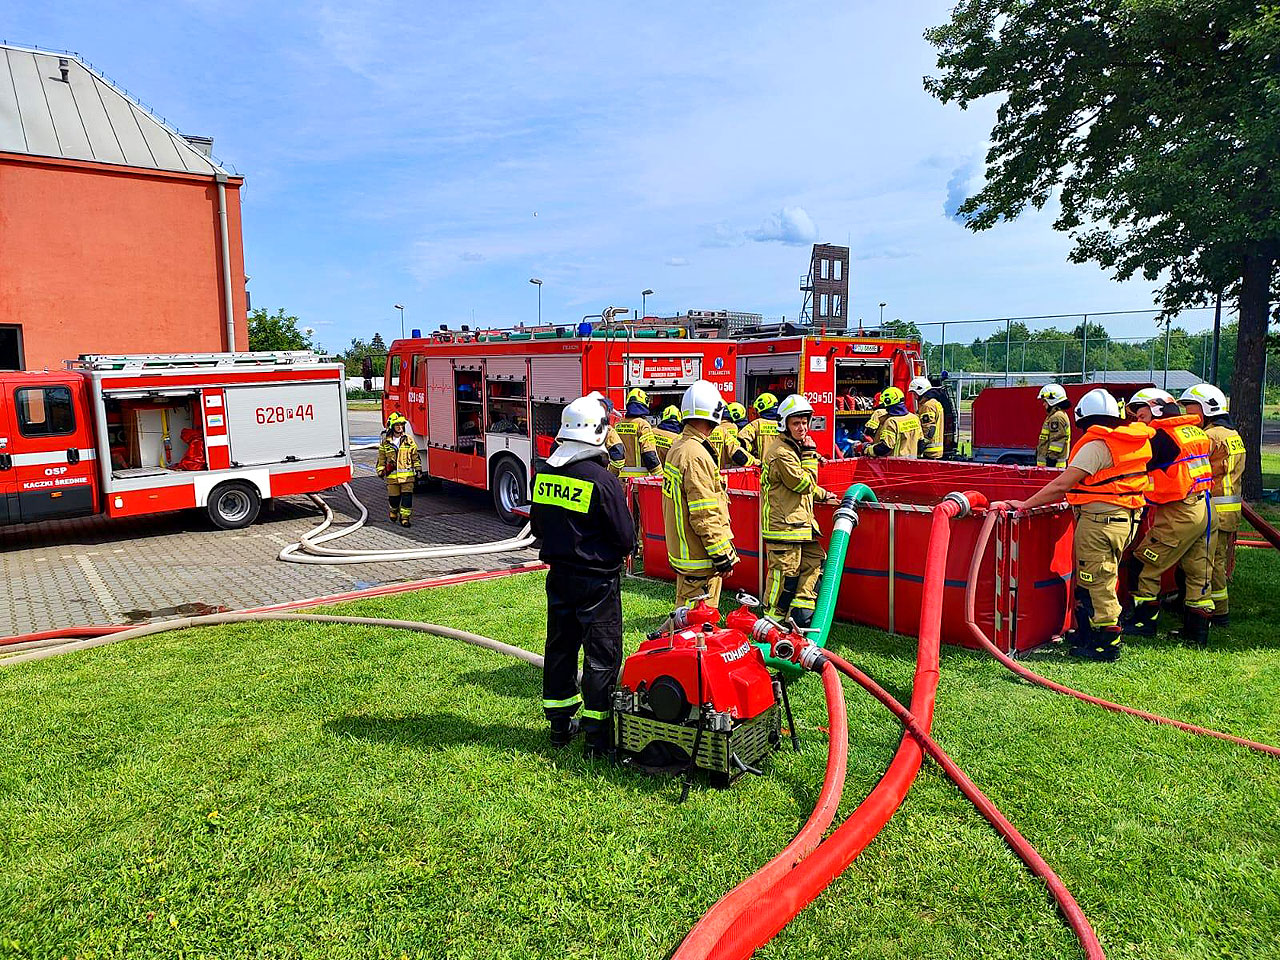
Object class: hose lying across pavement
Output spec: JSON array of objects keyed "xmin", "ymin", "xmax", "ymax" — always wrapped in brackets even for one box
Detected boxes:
[{"xmin": 277, "ymin": 483, "xmax": 536, "ymax": 565}]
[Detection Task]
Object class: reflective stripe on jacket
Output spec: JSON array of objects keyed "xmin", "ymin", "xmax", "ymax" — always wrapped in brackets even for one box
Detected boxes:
[
  {"xmin": 661, "ymin": 426, "xmax": 736, "ymax": 572},
  {"xmin": 1037, "ymin": 408, "xmax": 1071, "ymax": 467},
  {"xmin": 738, "ymin": 416, "xmax": 782, "ymax": 462},
  {"xmin": 376, "ymin": 433, "xmax": 421, "ymax": 482},
  {"xmin": 710, "ymin": 420, "xmax": 756, "ymax": 469},
  {"xmin": 605, "ymin": 424, "xmax": 626, "ymax": 476},
  {"xmin": 862, "ymin": 408, "xmax": 886, "ymax": 442},
  {"xmin": 653, "ymin": 425, "xmax": 679, "ymax": 464},
  {"xmin": 616, "ymin": 416, "xmax": 660, "ymax": 477},
  {"xmin": 1147, "ymin": 415, "xmax": 1213, "ymax": 505},
  {"xmin": 1204, "ymin": 422, "xmax": 1246, "ymax": 512},
  {"xmin": 762, "ymin": 435, "xmax": 828, "ymax": 542},
  {"xmin": 1065, "ymin": 422, "xmax": 1154, "ymax": 510},
  {"xmin": 919, "ymin": 397, "xmax": 944, "ymax": 459},
  {"xmin": 871, "ymin": 413, "xmax": 922, "ymax": 458}
]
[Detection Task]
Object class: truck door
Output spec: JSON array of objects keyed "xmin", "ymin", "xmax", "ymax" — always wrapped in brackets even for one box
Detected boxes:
[
  {"xmin": 8, "ymin": 378, "xmax": 98, "ymax": 522},
  {"xmin": 0, "ymin": 381, "xmax": 16, "ymax": 524}
]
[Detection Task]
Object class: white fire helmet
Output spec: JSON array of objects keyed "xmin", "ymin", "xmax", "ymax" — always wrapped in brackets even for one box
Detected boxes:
[
  {"xmin": 908, "ymin": 376, "xmax": 931, "ymax": 397},
  {"xmin": 1178, "ymin": 383, "xmax": 1228, "ymax": 418},
  {"xmin": 1038, "ymin": 383, "xmax": 1068, "ymax": 406},
  {"xmin": 556, "ymin": 396, "xmax": 609, "ymax": 445},
  {"xmin": 1074, "ymin": 388, "xmax": 1121, "ymax": 421},
  {"xmin": 777, "ymin": 394, "xmax": 814, "ymax": 422},
  {"xmin": 1127, "ymin": 387, "xmax": 1175, "ymax": 410},
  {"xmin": 680, "ymin": 380, "xmax": 727, "ymax": 425}
]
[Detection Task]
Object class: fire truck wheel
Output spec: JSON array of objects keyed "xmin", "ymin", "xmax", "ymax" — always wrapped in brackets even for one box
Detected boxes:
[
  {"xmin": 207, "ymin": 482, "xmax": 262, "ymax": 530},
  {"xmin": 491, "ymin": 456, "xmax": 527, "ymax": 526}
]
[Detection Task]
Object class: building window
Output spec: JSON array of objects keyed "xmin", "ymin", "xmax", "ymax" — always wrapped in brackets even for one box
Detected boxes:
[
  {"xmin": 820, "ymin": 259, "xmax": 829, "ymax": 280},
  {"xmin": 388, "ymin": 355, "xmax": 402, "ymax": 387},
  {"xmin": 820, "ymin": 294, "xmax": 829, "ymax": 315},
  {"xmin": 16, "ymin": 386, "xmax": 76, "ymax": 437},
  {"xmin": 833, "ymin": 260, "xmax": 842, "ymax": 281},
  {"xmin": 832, "ymin": 294, "xmax": 842, "ymax": 316}
]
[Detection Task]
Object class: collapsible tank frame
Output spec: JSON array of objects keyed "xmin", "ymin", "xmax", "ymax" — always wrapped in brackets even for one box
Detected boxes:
[{"xmin": 634, "ymin": 458, "xmax": 1075, "ymax": 653}]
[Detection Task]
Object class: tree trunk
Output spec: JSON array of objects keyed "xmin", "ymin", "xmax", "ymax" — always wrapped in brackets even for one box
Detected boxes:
[{"xmin": 1230, "ymin": 252, "xmax": 1275, "ymax": 500}]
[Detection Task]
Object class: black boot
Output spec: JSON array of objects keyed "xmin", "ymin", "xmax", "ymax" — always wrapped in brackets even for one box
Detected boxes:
[
  {"xmin": 1074, "ymin": 626, "xmax": 1122, "ymax": 662},
  {"xmin": 1211, "ymin": 610, "xmax": 1230, "ymax": 628},
  {"xmin": 1068, "ymin": 618, "xmax": 1096, "ymax": 658},
  {"xmin": 582, "ymin": 718, "xmax": 613, "ymax": 760},
  {"xmin": 789, "ymin": 607, "xmax": 814, "ymax": 631},
  {"xmin": 1182, "ymin": 608, "xmax": 1211, "ymax": 648},
  {"xmin": 549, "ymin": 717, "xmax": 580, "ymax": 748},
  {"xmin": 1122, "ymin": 599, "xmax": 1160, "ymax": 637}
]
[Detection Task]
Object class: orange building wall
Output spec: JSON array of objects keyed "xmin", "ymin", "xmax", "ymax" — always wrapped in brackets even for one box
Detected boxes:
[{"xmin": 0, "ymin": 153, "xmax": 248, "ymax": 371}]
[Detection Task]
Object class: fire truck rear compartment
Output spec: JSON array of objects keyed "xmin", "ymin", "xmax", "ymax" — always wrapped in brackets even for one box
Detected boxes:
[{"xmin": 105, "ymin": 393, "xmax": 198, "ymax": 476}]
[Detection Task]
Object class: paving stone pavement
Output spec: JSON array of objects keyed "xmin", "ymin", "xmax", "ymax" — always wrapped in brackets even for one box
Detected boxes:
[{"xmin": 0, "ymin": 443, "xmax": 538, "ymax": 637}]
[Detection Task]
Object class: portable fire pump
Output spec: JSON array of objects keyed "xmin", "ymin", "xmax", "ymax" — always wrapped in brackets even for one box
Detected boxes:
[{"xmin": 613, "ymin": 596, "xmax": 816, "ymax": 786}]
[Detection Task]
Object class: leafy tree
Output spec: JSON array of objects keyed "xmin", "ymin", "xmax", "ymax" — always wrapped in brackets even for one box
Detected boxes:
[
  {"xmin": 882, "ymin": 318, "xmax": 923, "ymax": 340},
  {"xmin": 925, "ymin": 0, "xmax": 1280, "ymax": 496},
  {"xmin": 247, "ymin": 308, "xmax": 317, "ymax": 353}
]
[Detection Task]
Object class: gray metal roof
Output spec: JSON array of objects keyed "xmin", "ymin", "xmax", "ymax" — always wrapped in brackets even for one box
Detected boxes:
[{"xmin": 0, "ymin": 43, "xmax": 231, "ymax": 176}]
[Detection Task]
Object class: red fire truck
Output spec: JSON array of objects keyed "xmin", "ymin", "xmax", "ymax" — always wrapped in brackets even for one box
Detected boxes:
[
  {"xmin": 0, "ymin": 352, "xmax": 352, "ymax": 530},
  {"xmin": 382, "ymin": 322, "xmax": 737, "ymax": 522},
  {"xmin": 970, "ymin": 380, "xmax": 1153, "ymax": 463},
  {"xmin": 734, "ymin": 329, "xmax": 926, "ymax": 457}
]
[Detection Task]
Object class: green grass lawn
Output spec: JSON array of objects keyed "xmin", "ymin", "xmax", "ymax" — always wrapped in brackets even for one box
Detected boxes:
[{"xmin": 2, "ymin": 560, "xmax": 1280, "ymax": 960}]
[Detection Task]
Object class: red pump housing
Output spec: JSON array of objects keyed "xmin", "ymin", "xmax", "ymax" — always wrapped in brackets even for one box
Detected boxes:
[{"xmin": 621, "ymin": 620, "xmax": 775, "ymax": 721}]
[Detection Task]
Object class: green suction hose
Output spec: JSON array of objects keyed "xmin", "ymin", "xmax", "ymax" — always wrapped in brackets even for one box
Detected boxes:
[{"xmin": 756, "ymin": 483, "xmax": 877, "ymax": 677}]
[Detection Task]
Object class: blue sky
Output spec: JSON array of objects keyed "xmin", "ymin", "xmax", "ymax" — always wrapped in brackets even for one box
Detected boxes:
[{"xmin": 8, "ymin": 1, "xmax": 1216, "ymax": 350}]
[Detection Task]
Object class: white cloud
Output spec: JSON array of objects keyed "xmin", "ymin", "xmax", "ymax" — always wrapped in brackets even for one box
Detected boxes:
[
  {"xmin": 748, "ymin": 206, "xmax": 819, "ymax": 246},
  {"xmin": 665, "ymin": 256, "xmax": 690, "ymax": 267}
]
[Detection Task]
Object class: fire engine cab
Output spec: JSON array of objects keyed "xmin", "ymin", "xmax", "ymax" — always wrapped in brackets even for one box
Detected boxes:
[
  {"xmin": 733, "ymin": 328, "xmax": 925, "ymax": 457},
  {"xmin": 0, "ymin": 352, "xmax": 352, "ymax": 530},
  {"xmin": 382, "ymin": 322, "xmax": 736, "ymax": 523}
]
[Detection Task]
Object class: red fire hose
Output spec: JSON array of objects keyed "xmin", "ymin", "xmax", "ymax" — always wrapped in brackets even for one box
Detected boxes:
[
  {"xmin": 822, "ymin": 649, "xmax": 1105, "ymax": 960},
  {"xmin": 968, "ymin": 505, "xmax": 1280, "ymax": 758},
  {"xmin": 687, "ymin": 492, "xmax": 980, "ymax": 960},
  {"xmin": 675, "ymin": 660, "xmax": 848, "ymax": 956}
]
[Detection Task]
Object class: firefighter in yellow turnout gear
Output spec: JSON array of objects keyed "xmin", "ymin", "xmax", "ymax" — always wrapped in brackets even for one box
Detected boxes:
[
  {"xmin": 1035, "ymin": 383, "xmax": 1072, "ymax": 468},
  {"xmin": 863, "ymin": 387, "xmax": 922, "ymax": 458},
  {"xmin": 616, "ymin": 388, "xmax": 662, "ymax": 478},
  {"xmin": 1181, "ymin": 383, "xmax": 1247, "ymax": 627},
  {"xmin": 375, "ymin": 413, "xmax": 422, "ymax": 527},
  {"xmin": 710, "ymin": 401, "xmax": 756, "ymax": 470},
  {"xmin": 737, "ymin": 392, "xmax": 784, "ymax": 463},
  {"xmin": 652, "ymin": 405, "xmax": 681, "ymax": 465},
  {"xmin": 1123, "ymin": 389, "xmax": 1215, "ymax": 646},
  {"xmin": 586, "ymin": 392, "xmax": 627, "ymax": 475},
  {"xmin": 762, "ymin": 395, "xmax": 838, "ymax": 628},
  {"xmin": 909, "ymin": 377, "xmax": 945, "ymax": 459},
  {"xmin": 1006, "ymin": 388, "xmax": 1154, "ymax": 662},
  {"xmin": 661, "ymin": 381, "xmax": 738, "ymax": 609}
]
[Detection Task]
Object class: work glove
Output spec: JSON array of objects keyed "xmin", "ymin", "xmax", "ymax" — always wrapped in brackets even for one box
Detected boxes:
[{"xmin": 710, "ymin": 553, "xmax": 737, "ymax": 576}]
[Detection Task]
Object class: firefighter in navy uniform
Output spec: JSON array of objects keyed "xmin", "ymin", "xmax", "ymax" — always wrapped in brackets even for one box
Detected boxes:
[
  {"xmin": 1123, "ymin": 389, "xmax": 1215, "ymax": 645},
  {"xmin": 616, "ymin": 388, "xmax": 661, "ymax": 478},
  {"xmin": 1180, "ymin": 383, "xmax": 1247, "ymax": 626},
  {"xmin": 737, "ymin": 392, "xmax": 784, "ymax": 463},
  {"xmin": 653, "ymin": 404, "xmax": 682, "ymax": 465},
  {"xmin": 662, "ymin": 380, "xmax": 738, "ymax": 608},
  {"xmin": 761, "ymin": 395, "xmax": 839, "ymax": 627},
  {"xmin": 1036, "ymin": 383, "xmax": 1073, "ymax": 468},
  {"xmin": 530, "ymin": 396, "xmax": 636, "ymax": 756},
  {"xmin": 1006, "ymin": 388, "xmax": 1154, "ymax": 661}
]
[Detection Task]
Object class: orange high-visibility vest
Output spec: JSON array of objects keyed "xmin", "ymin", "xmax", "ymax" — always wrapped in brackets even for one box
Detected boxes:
[
  {"xmin": 1065, "ymin": 422, "xmax": 1155, "ymax": 510},
  {"xmin": 1147, "ymin": 414, "xmax": 1213, "ymax": 504}
]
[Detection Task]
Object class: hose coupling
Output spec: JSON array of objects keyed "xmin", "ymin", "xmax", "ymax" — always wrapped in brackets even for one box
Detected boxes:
[
  {"xmin": 772, "ymin": 635, "xmax": 795, "ymax": 662},
  {"xmin": 799, "ymin": 643, "xmax": 828, "ymax": 671},
  {"xmin": 942, "ymin": 491, "xmax": 973, "ymax": 517},
  {"xmin": 833, "ymin": 503, "xmax": 860, "ymax": 531}
]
